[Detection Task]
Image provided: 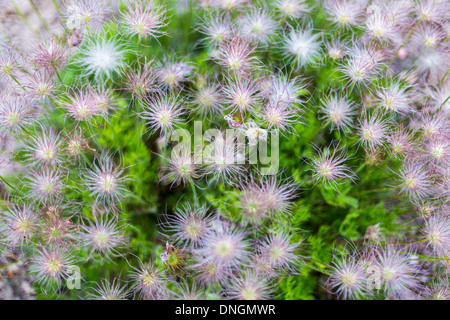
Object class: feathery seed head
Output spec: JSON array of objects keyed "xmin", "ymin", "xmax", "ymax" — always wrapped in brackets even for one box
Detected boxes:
[
  {"xmin": 2, "ymin": 204, "xmax": 38, "ymax": 247},
  {"xmin": 328, "ymin": 254, "xmax": 369, "ymax": 300},
  {"xmin": 90, "ymin": 279, "xmax": 129, "ymax": 300},
  {"xmin": 141, "ymin": 94, "xmax": 186, "ymax": 134},
  {"xmin": 275, "ymin": 0, "xmax": 310, "ymax": 19},
  {"xmin": 238, "ymin": 8, "xmax": 277, "ymax": 45},
  {"xmin": 283, "ymin": 26, "xmax": 322, "ymax": 68},
  {"xmin": 357, "ymin": 114, "xmax": 390, "ymax": 151},
  {"xmin": 84, "ymin": 153, "xmax": 127, "ymax": 206},
  {"xmin": 81, "ymin": 214, "xmax": 127, "ymax": 258},
  {"xmin": 78, "ymin": 36, "xmax": 127, "ymax": 80},
  {"xmin": 30, "ymin": 246, "xmax": 74, "ymax": 290},
  {"xmin": 319, "ymin": 94, "xmax": 356, "ymax": 131},
  {"xmin": 120, "ymin": 0, "xmax": 166, "ymax": 39}
]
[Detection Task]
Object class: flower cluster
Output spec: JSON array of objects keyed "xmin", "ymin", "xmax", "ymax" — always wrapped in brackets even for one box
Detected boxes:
[{"xmin": 0, "ymin": 0, "xmax": 448, "ymax": 300}]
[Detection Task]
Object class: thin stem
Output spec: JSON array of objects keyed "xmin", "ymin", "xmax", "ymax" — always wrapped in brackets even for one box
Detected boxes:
[
  {"xmin": 440, "ymin": 68, "xmax": 450, "ymax": 85},
  {"xmin": 304, "ymin": 262, "xmax": 331, "ymax": 276},
  {"xmin": 10, "ymin": 0, "xmax": 40, "ymax": 38},
  {"xmin": 375, "ymin": 238, "xmax": 427, "ymax": 246},
  {"xmin": 354, "ymin": 185, "xmax": 397, "ymax": 196},
  {"xmin": 10, "ymin": 74, "xmax": 26, "ymax": 91},
  {"xmin": 52, "ymin": 65, "xmax": 64, "ymax": 84},
  {"xmin": 0, "ymin": 175, "xmax": 20, "ymax": 194},
  {"xmin": 190, "ymin": 181, "xmax": 200, "ymax": 207},
  {"xmin": 51, "ymin": 0, "xmax": 61, "ymax": 14},
  {"xmin": 28, "ymin": 0, "xmax": 52, "ymax": 35}
]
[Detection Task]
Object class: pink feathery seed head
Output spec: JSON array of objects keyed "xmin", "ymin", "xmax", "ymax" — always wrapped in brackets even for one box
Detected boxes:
[
  {"xmin": 340, "ymin": 44, "xmax": 384, "ymax": 88},
  {"xmin": 275, "ymin": 0, "xmax": 310, "ymax": 19},
  {"xmin": 211, "ymin": 0, "xmax": 250, "ymax": 11},
  {"xmin": 124, "ymin": 60, "xmax": 158, "ymax": 99},
  {"xmin": 309, "ymin": 144, "xmax": 355, "ymax": 188},
  {"xmin": 415, "ymin": 0, "xmax": 450, "ymax": 23},
  {"xmin": 325, "ymin": 38, "xmax": 347, "ymax": 60},
  {"xmin": 29, "ymin": 245, "xmax": 74, "ymax": 291},
  {"xmin": 63, "ymin": 88, "xmax": 100, "ymax": 121},
  {"xmin": 162, "ymin": 203, "xmax": 212, "ymax": 247},
  {"xmin": 27, "ymin": 168, "xmax": 64, "ymax": 204},
  {"xmin": 162, "ymin": 149, "xmax": 199, "ymax": 187},
  {"xmin": 388, "ymin": 127, "xmax": 415, "ymax": 156},
  {"xmin": 80, "ymin": 213, "xmax": 127, "ymax": 258},
  {"xmin": 375, "ymin": 247, "xmax": 420, "ymax": 295},
  {"xmin": 425, "ymin": 80, "xmax": 450, "ymax": 117},
  {"xmin": 238, "ymin": 7, "xmax": 277, "ymax": 45},
  {"xmin": 202, "ymin": 135, "xmax": 246, "ymax": 183},
  {"xmin": 41, "ymin": 217, "xmax": 76, "ymax": 246},
  {"xmin": 141, "ymin": 93, "xmax": 186, "ymax": 135},
  {"xmin": 422, "ymin": 136, "xmax": 450, "ymax": 166},
  {"xmin": 0, "ymin": 97, "xmax": 35, "ymax": 134},
  {"xmin": 364, "ymin": 148, "xmax": 384, "ymax": 167},
  {"xmin": 198, "ymin": 13, "xmax": 233, "ymax": 46},
  {"xmin": 397, "ymin": 161, "xmax": 433, "ymax": 201},
  {"xmin": 2, "ymin": 204, "xmax": 39, "ymax": 248},
  {"xmin": 90, "ymin": 84, "xmax": 117, "ymax": 117},
  {"xmin": 84, "ymin": 152, "xmax": 128, "ymax": 206},
  {"xmin": 374, "ymin": 81, "xmax": 412, "ymax": 115},
  {"xmin": 249, "ymin": 254, "xmax": 277, "ymax": 277},
  {"xmin": 120, "ymin": 0, "xmax": 167, "ymax": 40},
  {"xmin": 319, "ymin": 94, "xmax": 356, "ymax": 132},
  {"xmin": 265, "ymin": 74, "xmax": 304, "ymax": 109},
  {"xmin": 191, "ymin": 257, "xmax": 230, "ymax": 285},
  {"xmin": 23, "ymin": 70, "xmax": 56, "ymax": 101},
  {"xmin": 412, "ymin": 24, "xmax": 446, "ymax": 49},
  {"xmin": 323, "ymin": 0, "xmax": 366, "ymax": 29},
  {"xmin": 261, "ymin": 102, "xmax": 298, "ymax": 133},
  {"xmin": 191, "ymin": 78, "xmax": 224, "ymax": 116},
  {"xmin": 89, "ymin": 278, "xmax": 129, "ymax": 300},
  {"xmin": 197, "ymin": 223, "xmax": 249, "ymax": 268},
  {"xmin": 423, "ymin": 278, "xmax": 450, "ymax": 300},
  {"xmin": 65, "ymin": 128, "xmax": 89, "ymax": 158},
  {"xmin": 215, "ymin": 37, "xmax": 258, "ymax": 75},
  {"xmin": 25, "ymin": 127, "xmax": 63, "ymax": 167},
  {"xmin": 357, "ymin": 113, "xmax": 391, "ymax": 151},
  {"xmin": 224, "ymin": 77, "xmax": 261, "ymax": 115},
  {"xmin": 40, "ymin": 198, "xmax": 74, "ymax": 220},
  {"xmin": 130, "ymin": 259, "xmax": 167, "ymax": 299},
  {"xmin": 156, "ymin": 59, "xmax": 194, "ymax": 91},
  {"xmin": 238, "ymin": 178, "xmax": 270, "ymax": 224},
  {"xmin": 172, "ymin": 279, "xmax": 206, "ymax": 300},
  {"xmin": 226, "ymin": 272, "xmax": 272, "ymax": 300},
  {"xmin": 258, "ymin": 231, "xmax": 299, "ymax": 271},
  {"xmin": 259, "ymin": 176, "xmax": 298, "ymax": 216},
  {"xmin": 372, "ymin": 0, "xmax": 414, "ymax": 31},
  {"xmin": 327, "ymin": 253, "xmax": 370, "ymax": 300},
  {"xmin": 423, "ymin": 215, "xmax": 450, "ymax": 257},
  {"xmin": 415, "ymin": 49, "xmax": 450, "ymax": 85},
  {"xmin": 0, "ymin": 41, "xmax": 21, "ymax": 78},
  {"xmin": 282, "ymin": 25, "xmax": 322, "ymax": 69},
  {"xmin": 63, "ymin": 0, "xmax": 111, "ymax": 32},
  {"xmin": 32, "ymin": 38, "xmax": 69, "ymax": 72},
  {"xmin": 415, "ymin": 110, "xmax": 449, "ymax": 138},
  {"xmin": 364, "ymin": 8, "xmax": 402, "ymax": 44}
]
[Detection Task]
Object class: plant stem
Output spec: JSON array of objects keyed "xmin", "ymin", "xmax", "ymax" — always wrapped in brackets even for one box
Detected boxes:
[
  {"xmin": 10, "ymin": 0, "xmax": 40, "ymax": 38},
  {"xmin": 190, "ymin": 181, "xmax": 200, "ymax": 207},
  {"xmin": 28, "ymin": 0, "xmax": 52, "ymax": 35}
]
